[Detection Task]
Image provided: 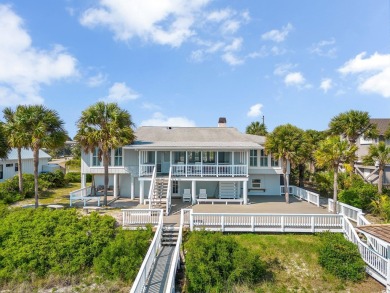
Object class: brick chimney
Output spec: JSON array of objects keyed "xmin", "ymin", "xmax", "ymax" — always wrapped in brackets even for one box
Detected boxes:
[{"xmin": 218, "ymin": 117, "xmax": 227, "ymax": 127}]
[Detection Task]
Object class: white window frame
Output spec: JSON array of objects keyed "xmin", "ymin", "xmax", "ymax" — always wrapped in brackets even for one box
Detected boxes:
[
  {"xmin": 260, "ymin": 149, "xmax": 268, "ymax": 167},
  {"xmin": 249, "ymin": 150, "xmax": 258, "ymax": 167},
  {"xmin": 114, "ymin": 148, "xmax": 123, "ymax": 166},
  {"xmin": 252, "ymin": 178, "xmax": 261, "ymax": 189}
]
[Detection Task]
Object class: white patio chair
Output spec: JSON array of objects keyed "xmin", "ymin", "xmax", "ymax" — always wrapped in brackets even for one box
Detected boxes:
[
  {"xmin": 199, "ymin": 189, "xmax": 208, "ymax": 199},
  {"xmin": 183, "ymin": 189, "xmax": 191, "ymax": 202}
]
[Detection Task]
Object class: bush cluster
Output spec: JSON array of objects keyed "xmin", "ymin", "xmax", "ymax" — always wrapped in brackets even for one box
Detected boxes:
[
  {"xmin": 318, "ymin": 232, "xmax": 365, "ymax": 281},
  {"xmin": 39, "ymin": 170, "xmax": 68, "ymax": 188},
  {"xmin": 0, "ymin": 174, "xmax": 42, "ymax": 204},
  {"xmin": 0, "ymin": 208, "xmax": 152, "ymax": 285},
  {"xmin": 338, "ymin": 181, "xmax": 378, "ymax": 210},
  {"xmin": 185, "ymin": 231, "xmax": 265, "ymax": 292},
  {"xmin": 64, "ymin": 172, "xmax": 81, "ymax": 183}
]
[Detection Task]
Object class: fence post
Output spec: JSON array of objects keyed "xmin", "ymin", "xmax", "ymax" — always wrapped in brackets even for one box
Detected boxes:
[
  {"xmin": 221, "ymin": 215, "xmax": 225, "ymax": 232},
  {"xmin": 281, "ymin": 216, "xmax": 285, "ymax": 232},
  {"xmin": 311, "ymin": 216, "xmax": 315, "ymax": 233},
  {"xmin": 386, "ymin": 245, "xmax": 390, "ymax": 292},
  {"xmin": 190, "ymin": 209, "xmax": 194, "ymax": 231},
  {"xmin": 251, "ymin": 216, "xmax": 255, "ymax": 232}
]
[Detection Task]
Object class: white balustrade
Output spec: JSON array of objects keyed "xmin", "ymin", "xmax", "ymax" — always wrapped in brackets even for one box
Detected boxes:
[
  {"xmin": 122, "ymin": 209, "xmax": 162, "ymax": 226},
  {"xmin": 170, "ymin": 164, "xmax": 247, "ymax": 177},
  {"xmin": 280, "ymin": 186, "xmax": 320, "ymax": 207},
  {"xmin": 139, "ymin": 164, "xmax": 155, "ymax": 176}
]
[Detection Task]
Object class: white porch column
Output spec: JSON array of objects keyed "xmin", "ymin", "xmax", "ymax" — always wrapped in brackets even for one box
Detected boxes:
[
  {"xmin": 192, "ymin": 180, "xmax": 196, "ymax": 204},
  {"xmin": 81, "ymin": 173, "xmax": 86, "ymax": 189},
  {"xmin": 114, "ymin": 174, "xmax": 118, "ymax": 198},
  {"xmin": 130, "ymin": 176, "xmax": 135, "ymax": 200},
  {"xmin": 243, "ymin": 180, "xmax": 248, "ymax": 205},
  {"xmin": 140, "ymin": 180, "xmax": 144, "ymax": 204}
]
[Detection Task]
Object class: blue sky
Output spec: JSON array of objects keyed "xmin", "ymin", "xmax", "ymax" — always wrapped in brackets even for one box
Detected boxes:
[{"xmin": 0, "ymin": 0, "xmax": 389, "ymax": 138}]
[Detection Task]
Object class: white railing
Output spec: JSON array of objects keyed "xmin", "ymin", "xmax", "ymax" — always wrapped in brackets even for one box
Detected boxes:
[
  {"xmin": 139, "ymin": 164, "xmax": 155, "ymax": 177},
  {"xmin": 187, "ymin": 212, "xmax": 343, "ymax": 233},
  {"xmin": 357, "ymin": 213, "xmax": 371, "ymax": 226},
  {"xmin": 328, "ymin": 199, "xmax": 363, "ymax": 222},
  {"xmin": 171, "ymin": 164, "xmax": 248, "ymax": 177},
  {"xmin": 166, "ymin": 167, "xmax": 172, "ymax": 215},
  {"xmin": 129, "ymin": 209, "xmax": 164, "ymax": 293},
  {"xmin": 83, "ymin": 166, "xmax": 132, "ymax": 174},
  {"xmin": 366, "ymin": 235, "xmax": 389, "ymax": 259},
  {"xmin": 70, "ymin": 186, "xmax": 92, "ymax": 198},
  {"xmin": 182, "ymin": 209, "xmax": 192, "ymax": 226},
  {"xmin": 280, "ymin": 186, "xmax": 320, "ymax": 207},
  {"xmin": 165, "ymin": 211, "xmax": 184, "ymax": 292},
  {"xmin": 122, "ymin": 209, "xmax": 162, "ymax": 226},
  {"xmin": 148, "ymin": 167, "xmax": 157, "ymax": 207},
  {"xmin": 69, "ymin": 186, "xmax": 95, "ymax": 206}
]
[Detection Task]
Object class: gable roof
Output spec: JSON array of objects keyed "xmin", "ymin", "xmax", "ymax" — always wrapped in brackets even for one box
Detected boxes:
[
  {"xmin": 370, "ymin": 119, "xmax": 390, "ymax": 136},
  {"xmin": 125, "ymin": 126, "xmax": 263, "ymax": 150},
  {"xmin": 2, "ymin": 148, "xmax": 51, "ymax": 161}
]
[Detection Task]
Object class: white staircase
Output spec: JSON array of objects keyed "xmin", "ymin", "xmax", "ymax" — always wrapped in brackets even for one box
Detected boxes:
[{"xmin": 150, "ymin": 177, "xmax": 169, "ymax": 211}]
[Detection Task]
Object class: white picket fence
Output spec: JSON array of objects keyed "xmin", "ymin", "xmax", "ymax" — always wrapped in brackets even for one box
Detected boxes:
[
  {"xmin": 128, "ymin": 209, "xmax": 163, "ymax": 293},
  {"xmin": 122, "ymin": 209, "xmax": 162, "ymax": 227},
  {"xmin": 280, "ymin": 185, "xmax": 320, "ymax": 207}
]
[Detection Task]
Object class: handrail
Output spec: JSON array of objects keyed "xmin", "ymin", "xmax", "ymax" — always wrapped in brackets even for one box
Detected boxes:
[
  {"xmin": 166, "ymin": 167, "xmax": 172, "ymax": 215},
  {"xmin": 328, "ymin": 199, "xmax": 365, "ymax": 223},
  {"xmin": 148, "ymin": 166, "xmax": 157, "ymax": 207},
  {"xmin": 70, "ymin": 185, "xmax": 92, "ymax": 197},
  {"xmin": 165, "ymin": 210, "xmax": 184, "ymax": 292},
  {"xmin": 122, "ymin": 209, "xmax": 162, "ymax": 226},
  {"xmin": 129, "ymin": 209, "xmax": 164, "ymax": 293},
  {"xmin": 281, "ymin": 185, "xmax": 320, "ymax": 207}
]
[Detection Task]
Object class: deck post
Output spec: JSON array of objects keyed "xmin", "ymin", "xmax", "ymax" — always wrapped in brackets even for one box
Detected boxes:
[
  {"xmin": 140, "ymin": 180, "xmax": 144, "ymax": 204},
  {"xmin": 243, "ymin": 180, "xmax": 248, "ymax": 204},
  {"xmin": 130, "ymin": 176, "xmax": 135, "ymax": 200},
  {"xmin": 191, "ymin": 180, "xmax": 196, "ymax": 204},
  {"xmin": 114, "ymin": 174, "xmax": 118, "ymax": 198},
  {"xmin": 81, "ymin": 173, "xmax": 86, "ymax": 189},
  {"xmin": 190, "ymin": 209, "xmax": 194, "ymax": 231}
]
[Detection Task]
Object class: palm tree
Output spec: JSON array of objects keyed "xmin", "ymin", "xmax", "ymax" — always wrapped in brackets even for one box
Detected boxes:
[
  {"xmin": 265, "ymin": 124, "xmax": 306, "ymax": 203},
  {"xmin": 363, "ymin": 142, "xmax": 390, "ymax": 194},
  {"xmin": 305, "ymin": 130, "xmax": 326, "ymax": 181},
  {"xmin": 246, "ymin": 121, "xmax": 268, "ymax": 136},
  {"xmin": 75, "ymin": 102, "xmax": 135, "ymax": 206},
  {"xmin": 329, "ymin": 110, "xmax": 378, "ymax": 172},
  {"xmin": 2, "ymin": 106, "xmax": 30, "ymax": 193},
  {"xmin": 24, "ymin": 105, "xmax": 68, "ymax": 208},
  {"xmin": 314, "ymin": 136, "xmax": 357, "ymax": 213},
  {"xmin": 0, "ymin": 123, "xmax": 10, "ymax": 160}
]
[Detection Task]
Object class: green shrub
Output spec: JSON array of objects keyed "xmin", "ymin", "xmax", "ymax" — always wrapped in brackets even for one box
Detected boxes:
[
  {"xmin": 0, "ymin": 174, "xmax": 42, "ymax": 204},
  {"xmin": 94, "ymin": 227, "xmax": 153, "ymax": 281},
  {"xmin": 318, "ymin": 232, "xmax": 365, "ymax": 281},
  {"xmin": 370, "ymin": 194, "xmax": 390, "ymax": 222},
  {"xmin": 185, "ymin": 231, "xmax": 265, "ymax": 292},
  {"xmin": 339, "ymin": 184, "xmax": 378, "ymax": 210},
  {"xmin": 39, "ymin": 170, "xmax": 68, "ymax": 188},
  {"xmin": 86, "ymin": 173, "xmax": 92, "ymax": 183},
  {"xmin": 64, "ymin": 172, "xmax": 81, "ymax": 183}
]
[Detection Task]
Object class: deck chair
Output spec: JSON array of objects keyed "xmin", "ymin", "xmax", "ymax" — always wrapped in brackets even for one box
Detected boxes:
[
  {"xmin": 199, "ymin": 189, "xmax": 208, "ymax": 199},
  {"xmin": 183, "ymin": 189, "xmax": 191, "ymax": 202}
]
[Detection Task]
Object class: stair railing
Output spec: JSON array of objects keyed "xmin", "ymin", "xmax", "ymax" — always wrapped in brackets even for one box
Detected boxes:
[
  {"xmin": 166, "ymin": 167, "xmax": 172, "ymax": 215},
  {"xmin": 147, "ymin": 166, "xmax": 157, "ymax": 208}
]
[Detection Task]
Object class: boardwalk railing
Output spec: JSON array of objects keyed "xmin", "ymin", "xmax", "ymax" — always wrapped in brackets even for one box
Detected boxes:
[
  {"xmin": 129, "ymin": 209, "xmax": 163, "ymax": 293},
  {"xmin": 186, "ymin": 211, "xmax": 343, "ymax": 233},
  {"xmin": 69, "ymin": 186, "xmax": 99, "ymax": 207},
  {"xmin": 280, "ymin": 186, "xmax": 320, "ymax": 207},
  {"xmin": 328, "ymin": 199, "xmax": 371, "ymax": 225},
  {"xmin": 147, "ymin": 167, "xmax": 157, "ymax": 207},
  {"xmin": 171, "ymin": 164, "xmax": 247, "ymax": 177},
  {"xmin": 166, "ymin": 167, "xmax": 172, "ymax": 215},
  {"xmin": 165, "ymin": 210, "xmax": 184, "ymax": 293},
  {"xmin": 122, "ymin": 209, "xmax": 162, "ymax": 227}
]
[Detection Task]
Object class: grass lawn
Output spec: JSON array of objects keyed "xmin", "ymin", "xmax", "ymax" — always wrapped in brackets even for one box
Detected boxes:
[
  {"xmin": 228, "ymin": 233, "xmax": 384, "ymax": 293},
  {"xmin": 12, "ymin": 182, "xmax": 81, "ymax": 207}
]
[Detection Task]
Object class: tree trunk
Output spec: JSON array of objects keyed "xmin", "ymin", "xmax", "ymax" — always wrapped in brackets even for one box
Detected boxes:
[
  {"xmin": 17, "ymin": 147, "xmax": 23, "ymax": 194},
  {"xmin": 33, "ymin": 146, "xmax": 39, "ymax": 208},
  {"xmin": 333, "ymin": 166, "xmax": 338, "ymax": 214},
  {"xmin": 283, "ymin": 158, "xmax": 289, "ymax": 204},
  {"xmin": 378, "ymin": 167, "xmax": 384, "ymax": 195},
  {"xmin": 103, "ymin": 151, "xmax": 109, "ymax": 206},
  {"xmin": 298, "ymin": 163, "xmax": 305, "ymax": 188}
]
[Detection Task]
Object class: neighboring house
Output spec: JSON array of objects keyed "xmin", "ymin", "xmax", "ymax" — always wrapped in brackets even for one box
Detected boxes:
[
  {"xmin": 0, "ymin": 149, "xmax": 51, "ymax": 182},
  {"xmin": 80, "ymin": 119, "xmax": 287, "ymax": 211},
  {"xmin": 355, "ymin": 118, "xmax": 390, "ymax": 184}
]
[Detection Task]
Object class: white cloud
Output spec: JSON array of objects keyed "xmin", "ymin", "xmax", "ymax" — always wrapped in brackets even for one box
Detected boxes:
[
  {"xmin": 320, "ymin": 78, "xmax": 332, "ymax": 93},
  {"xmin": 80, "ymin": 0, "xmax": 210, "ymax": 47},
  {"xmin": 206, "ymin": 8, "xmax": 232, "ymax": 22},
  {"xmin": 224, "ymin": 38, "xmax": 242, "ymax": 52},
  {"xmin": 87, "ymin": 72, "xmax": 107, "ymax": 87},
  {"xmin": 284, "ymin": 72, "xmax": 305, "ymax": 86},
  {"xmin": 309, "ymin": 38, "xmax": 337, "ymax": 58},
  {"xmin": 141, "ymin": 112, "xmax": 196, "ymax": 127},
  {"xmin": 103, "ymin": 82, "xmax": 139, "ymax": 102},
  {"xmin": 142, "ymin": 102, "xmax": 161, "ymax": 110},
  {"xmin": 274, "ymin": 63, "xmax": 296, "ymax": 76},
  {"xmin": 221, "ymin": 52, "xmax": 244, "ymax": 66},
  {"xmin": 221, "ymin": 20, "xmax": 240, "ymax": 34},
  {"xmin": 339, "ymin": 52, "xmax": 390, "ymax": 97},
  {"xmin": 261, "ymin": 23, "xmax": 293, "ymax": 43},
  {"xmin": 247, "ymin": 103, "xmax": 263, "ymax": 117},
  {"xmin": 0, "ymin": 5, "xmax": 78, "ymax": 106}
]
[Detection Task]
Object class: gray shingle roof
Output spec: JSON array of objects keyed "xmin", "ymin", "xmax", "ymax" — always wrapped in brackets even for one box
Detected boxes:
[
  {"xmin": 2, "ymin": 148, "xmax": 51, "ymax": 161},
  {"xmin": 125, "ymin": 126, "xmax": 263, "ymax": 150},
  {"xmin": 370, "ymin": 119, "xmax": 390, "ymax": 135}
]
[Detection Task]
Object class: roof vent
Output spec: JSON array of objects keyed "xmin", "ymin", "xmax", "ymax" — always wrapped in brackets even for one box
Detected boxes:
[
  {"xmin": 218, "ymin": 117, "xmax": 227, "ymax": 127},
  {"xmin": 167, "ymin": 126, "xmax": 172, "ymax": 130}
]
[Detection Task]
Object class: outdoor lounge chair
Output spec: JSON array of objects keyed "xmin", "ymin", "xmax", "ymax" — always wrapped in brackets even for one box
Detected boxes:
[
  {"xmin": 183, "ymin": 189, "xmax": 191, "ymax": 202},
  {"xmin": 198, "ymin": 189, "xmax": 208, "ymax": 199}
]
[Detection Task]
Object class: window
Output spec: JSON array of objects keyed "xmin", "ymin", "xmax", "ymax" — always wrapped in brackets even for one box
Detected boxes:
[
  {"xmin": 202, "ymin": 151, "xmax": 215, "ymax": 164},
  {"xmin": 271, "ymin": 156, "xmax": 279, "ymax": 167},
  {"xmin": 5, "ymin": 163, "xmax": 13, "ymax": 167},
  {"xmin": 188, "ymin": 151, "xmax": 201, "ymax": 164},
  {"xmin": 15, "ymin": 163, "xmax": 18, "ymax": 172},
  {"xmin": 218, "ymin": 152, "xmax": 231, "ymax": 164},
  {"xmin": 92, "ymin": 147, "xmax": 100, "ymax": 166},
  {"xmin": 173, "ymin": 151, "xmax": 186, "ymax": 164},
  {"xmin": 260, "ymin": 150, "xmax": 268, "ymax": 167},
  {"xmin": 172, "ymin": 180, "xmax": 178, "ymax": 194},
  {"xmin": 114, "ymin": 148, "xmax": 123, "ymax": 166},
  {"xmin": 146, "ymin": 151, "xmax": 155, "ymax": 164},
  {"xmin": 252, "ymin": 179, "xmax": 261, "ymax": 188},
  {"xmin": 249, "ymin": 150, "xmax": 257, "ymax": 167},
  {"xmin": 0, "ymin": 165, "xmax": 3, "ymax": 179}
]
